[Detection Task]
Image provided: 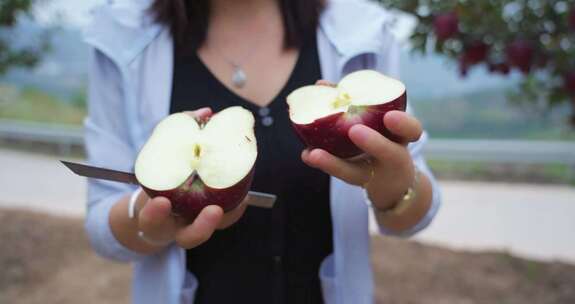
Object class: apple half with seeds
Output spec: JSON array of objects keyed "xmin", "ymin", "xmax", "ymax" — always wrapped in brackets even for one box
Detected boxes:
[
  {"xmin": 287, "ymin": 70, "xmax": 407, "ymax": 159},
  {"xmin": 135, "ymin": 106, "xmax": 257, "ymax": 220}
]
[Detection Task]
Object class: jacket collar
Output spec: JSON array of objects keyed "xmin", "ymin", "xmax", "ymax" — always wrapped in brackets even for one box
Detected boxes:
[
  {"xmin": 83, "ymin": 0, "xmax": 161, "ymax": 67},
  {"xmin": 318, "ymin": 0, "xmax": 392, "ymax": 57},
  {"xmin": 83, "ymin": 0, "xmax": 391, "ymax": 68}
]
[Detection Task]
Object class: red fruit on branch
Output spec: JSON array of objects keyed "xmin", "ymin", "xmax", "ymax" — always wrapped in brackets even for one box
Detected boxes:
[
  {"xmin": 569, "ymin": 7, "xmax": 575, "ymax": 30},
  {"xmin": 433, "ymin": 12, "xmax": 459, "ymax": 41},
  {"xmin": 488, "ymin": 62, "xmax": 511, "ymax": 75},
  {"xmin": 385, "ymin": 0, "xmax": 575, "ymax": 126},
  {"xmin": 506, "ymin": 39, "xmax": 534, "ymax": 74},
  {"xmin": 535, "ymin": 53, "xmax": 548, "ymax": 69},
  {"xmin": 459, "ymin": 56, "xmax": 470, "ymax": 77},
  {"xmin": 463, "ymin": 42, "xmax": 489, "ymax": 64},
  {"xmin": 564, "ymin": 71, "xmax": 575, "ymax": 94},
  {"xmin": 457, "ymin": 42, "xmax": 489, "ymax": 77}
]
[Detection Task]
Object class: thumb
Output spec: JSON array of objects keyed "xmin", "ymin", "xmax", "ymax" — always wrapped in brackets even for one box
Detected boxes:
[{"xmin": 138, "ymin": 197, "xmax": 179, "ymax": 241}]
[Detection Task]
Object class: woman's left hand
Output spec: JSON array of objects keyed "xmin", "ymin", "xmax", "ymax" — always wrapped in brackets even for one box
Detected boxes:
[{"xmin": 301, "ymin": 106, "xmax": 423, "ymax": 211}]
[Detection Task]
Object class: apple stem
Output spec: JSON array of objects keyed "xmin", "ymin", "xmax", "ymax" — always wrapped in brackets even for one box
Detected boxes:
[{"xmin": 182, "ymin": 170, "xmax": 197, "ymax": 190}]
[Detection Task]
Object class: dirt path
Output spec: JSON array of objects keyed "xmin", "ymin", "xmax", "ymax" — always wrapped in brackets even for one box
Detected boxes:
[
  {"xmin": 0, "ymin": 209, "xmax": 130, "ymax": 304},
  {"xmin": 1, "ymin": 209, "xmax": 574, "ymax": 304},
  {"xmin": 373, "ymin": 237, "xmax": 575, "ymax": 304}
]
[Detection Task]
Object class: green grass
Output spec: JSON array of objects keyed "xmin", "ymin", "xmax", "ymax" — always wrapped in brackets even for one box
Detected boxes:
[
  {"xmin": 413, "ymin": 89, "xmax": 575, "ymax": 141},
  {"xmin": 0, "ymin": 87, "xmax": 86, "ymax": 125},
  {"xmin": 428, "ymin": 159, "xmax": 575, "ymax": 185},
  {"xmin": 428, "ymin": 159, "xmax": 488, "ymax": 176}
]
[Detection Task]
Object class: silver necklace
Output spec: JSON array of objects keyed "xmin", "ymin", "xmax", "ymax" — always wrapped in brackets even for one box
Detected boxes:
[
  {"xmin": 212, "ymin": 42, "xmax": 258, "ymax": 89},
  {"xmin": 230, "ymin": 63, "xmax": 247, "ymax": 89}
]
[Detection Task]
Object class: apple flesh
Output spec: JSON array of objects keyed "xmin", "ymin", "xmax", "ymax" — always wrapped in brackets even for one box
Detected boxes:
[
  {"xmin": 287, "ymin": 70, "xmax": 406, "ymax": 159},
  {"xmin": 135, "ymin": 106, "xmax": 258, "ymax": 220}
]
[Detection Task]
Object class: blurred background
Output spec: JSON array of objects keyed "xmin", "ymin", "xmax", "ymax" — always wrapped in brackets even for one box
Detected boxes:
[{"xmin": 1, "ymin": 0, "xmax": 574, "ymax": 303}]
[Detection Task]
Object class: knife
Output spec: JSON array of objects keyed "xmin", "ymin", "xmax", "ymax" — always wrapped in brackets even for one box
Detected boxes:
[{"xmin": 61, "ymin": 161, "xmax": 276, "ymax": 209}]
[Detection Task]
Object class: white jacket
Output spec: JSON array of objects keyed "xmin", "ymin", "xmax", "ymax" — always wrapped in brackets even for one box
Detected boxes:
[{"xmin": 83, "ymin": 0, "xmax": 441, "ymax": 303}]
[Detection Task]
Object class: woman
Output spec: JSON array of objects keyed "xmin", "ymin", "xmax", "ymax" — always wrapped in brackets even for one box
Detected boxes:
[{"xmin": 83, "ymin": 0, "xmax": 441, "ymax": 303}]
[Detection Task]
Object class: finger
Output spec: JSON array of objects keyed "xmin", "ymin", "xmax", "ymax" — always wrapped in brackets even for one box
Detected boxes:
[
  {"xmin": 175, "ymin": 205, "xmax": 223, "ymax": 249},
  {"xmin": 138, "ymin": 197, "xmax": 180, "ymax": 239},
  {"xmin": 315, "ymin": 80, "xmax": 336, "ymax": 87},
  {"xmin": 302, "ymin": 148, "xmax": 369, "ymax": 186},
  {"xmin": 185, "ymin": 107, "xmax": 213, "ymax": 120},
  {"xmin": 383, "ymin": 111, "xmax": 423, "ymax": 143},
  {"xmin": 217, "ymin": 200, "xmax": 248, "ymax": 230},
  {"xmin": 348, "ymin": 124, "xmax": 400, "ymax": 161}
]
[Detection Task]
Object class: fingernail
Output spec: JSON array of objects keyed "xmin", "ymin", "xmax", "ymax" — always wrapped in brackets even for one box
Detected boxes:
[
  {"xmin": 205, "ymin": 205, "xmax": 223, "ymax": 218},
  {"xmin": 302, "ymin": 149, "xmax": 321, "ymax": 167}
]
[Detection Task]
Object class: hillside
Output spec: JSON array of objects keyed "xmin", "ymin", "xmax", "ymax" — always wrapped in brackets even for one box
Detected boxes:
[
  {"xmin": 1, "ymin": 21, "xmax": 573, "ymax": 141},
  {"xmin": 413, "ymin": 89, "xmax": 575, "ymax": 141}
]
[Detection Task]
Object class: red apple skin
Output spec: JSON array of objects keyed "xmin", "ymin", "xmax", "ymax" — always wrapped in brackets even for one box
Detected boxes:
[
  {"xmin": 291, "ymin": 92, "xmax": 406, "ymax": 159},
  {"xmin": 141, "ymin": 167, "xmax": 255, "ymax": 221}
]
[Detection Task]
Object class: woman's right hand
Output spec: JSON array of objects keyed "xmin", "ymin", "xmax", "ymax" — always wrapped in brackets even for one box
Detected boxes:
[{"xmin": 134, "ymin": 107, "xmax": 247, "ymax": 249}]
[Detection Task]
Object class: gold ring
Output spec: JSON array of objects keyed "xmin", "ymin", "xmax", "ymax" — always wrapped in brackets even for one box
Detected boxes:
[
  {"xmin": 137, "ymin": 231, "xmax": 173, "ymax": 247},
  {"xmin": 362, "ymin": 158, "xmax": 375, "ymax": 189}
]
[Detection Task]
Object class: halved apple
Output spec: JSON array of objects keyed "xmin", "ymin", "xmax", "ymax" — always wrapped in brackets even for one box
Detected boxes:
[
  {"xmin": 287, "ymin": 70, "xmax": 407, "ymax": 158},
  {"xmin": 135, "ymin": 106, "xmax": 258, "ymax": 220}
]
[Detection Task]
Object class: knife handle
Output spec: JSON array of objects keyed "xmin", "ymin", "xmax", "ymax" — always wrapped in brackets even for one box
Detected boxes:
[{"xmin": 245, "ymin": 191, "xmax": 276, "ymax": 209}]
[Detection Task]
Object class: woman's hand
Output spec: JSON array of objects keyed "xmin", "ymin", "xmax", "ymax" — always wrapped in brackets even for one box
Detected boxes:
[
  {"xmin": 133, "ymin": 107, "xmax": 247, "ymax": 250},
  {"xmin": 301, "ymin": 81, "xmax": 423, "ymax": 211},
  {"xmin": 135, "ymin": 192, "xmax": 248, "ymax": 249}
]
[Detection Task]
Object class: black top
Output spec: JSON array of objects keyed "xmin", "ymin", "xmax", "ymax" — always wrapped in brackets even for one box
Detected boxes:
[{"xmin": 170, "ymin": 34, "xmax": 333, "ymax": 304}]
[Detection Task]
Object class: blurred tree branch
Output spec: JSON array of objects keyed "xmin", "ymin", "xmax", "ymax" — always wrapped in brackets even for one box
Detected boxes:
[
  {"xmin": 0, "ymin": 0, "xmax": 50, "ymax": 75},
  {"xmin": 378, "ymin": 0, "xmax": 575, "ymax": 126}
]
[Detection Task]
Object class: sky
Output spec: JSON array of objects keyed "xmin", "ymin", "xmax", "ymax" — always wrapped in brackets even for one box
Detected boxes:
[{"xmin": 34, "ymin": 0, "xmax": 104, "ymax": 27}]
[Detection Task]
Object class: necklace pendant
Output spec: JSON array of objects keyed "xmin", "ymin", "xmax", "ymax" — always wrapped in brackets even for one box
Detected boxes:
[{"xmin": 232, "ymin": 66, "xmax": 247, "ymax": 88}]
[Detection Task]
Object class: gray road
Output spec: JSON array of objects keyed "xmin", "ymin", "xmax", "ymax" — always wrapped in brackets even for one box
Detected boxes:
[
  {"xmin": 410, "ymin": 182, "xmax": 575, "ymax": 264},
  {"xmin": 0, "ymin": 148, "xmax": 85, "ymax": 217},
  {"xmin": 1, "ymin": 148, "xmax": 574, "ymax": 264}
]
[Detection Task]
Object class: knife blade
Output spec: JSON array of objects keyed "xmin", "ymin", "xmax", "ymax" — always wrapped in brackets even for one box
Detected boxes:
[
  {"xmin": 62, "ymin": 161, "xmax": 140, "ymax": 185},
  {"xmin": 61, "ymin": 161, "xmax": 276, "ymax": 209}
]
